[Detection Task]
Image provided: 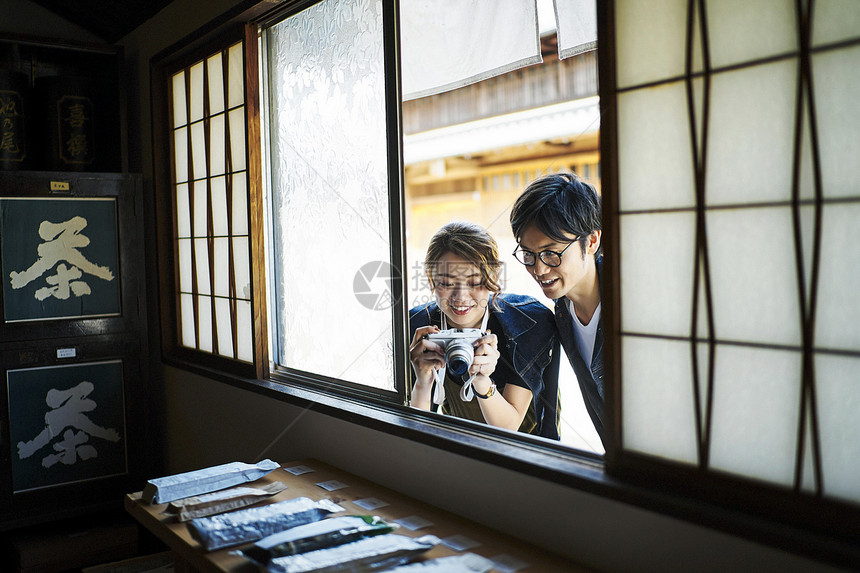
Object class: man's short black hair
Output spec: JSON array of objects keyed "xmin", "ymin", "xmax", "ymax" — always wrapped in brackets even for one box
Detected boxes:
[{"xmin": 510, "ymin": 172, "xmax": 601, "ymax": 251}]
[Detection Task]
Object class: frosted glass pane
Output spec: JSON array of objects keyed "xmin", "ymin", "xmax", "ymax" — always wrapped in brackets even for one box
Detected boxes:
[
  {"xmin": 232, "ymin": 172, "xmax": 248, "ymax": 235},
  {"xmin": 228, "ymin": 108, "xmax": 246, "ymax": 172},
  {"xmin": 213, "ymin": 237, "xmax": 229, "ymax": 297},
  {"xmin": 615, "ymin": 0, "xmax": 688, "ymax": 88},
  {"xmin": 197, "ymin": 295, "xmax": 213, "ymax": 352},
  {"xmin": 620, "ymin": 212, "xmax": 695, "ymax": 337},
  {"xmin": 622, "ymin": 336, "xmax": 698, "ymax": 464},
  {"xmin": 232, "ymin": 237, "xmax": 251, "ymax": 300},
  {"xmin": 813, "ymin": 46, "xmax": 860, "ymax": 200},
  {"xmin": 267, "ymin": 0, "xmax": 394, "ymax": 390},
  {"xmin": 813, "ymin": 0, "xmax": 860, "ymax": 46},
  {"xmin": 177, "ymin": 238, "xmax": 192, "ymax": 293},
  {"xmin": 709, "ymin": 346, "xmax": 801, "ymax": 486},
  {"xmin": 193, "ymin": 180, "xmax": 208, "ymax": 237},
  {"xmin": 618, "ymin": 82, "xmax": 695, "ymax": 210},
  {"xmin": 236, "ymin": 300, "xmax": 253, "ymax": 362},
  {"xmin": 176, "ymin": 183, "xmax": 190, "ymax": 238},
  {"xmin": 816, "ymin": 354, "xmax": 860, "ymax": 504},
  {"xmin": 706, "ymin": 0, "xmax": 796, "ymax": 69},
  {"xmin": 211, "ymin": 176, "xmax": 228, "ymax": 236},
  {"xmin": 207, "ymin": 52, "xmax": 225, "ymax": 115},
  {"xmin": 228, "ymin": 42, "xmax": 244, "ymax": 108},
  {"xmin": 707, "ymin": 207, "xmax": 800, "ymax": 345},
  {"xmin": 172, "ymin": 71, "xmax": 187, "ymax": 127},
  {"xmin": 706, "ymin": 60, "xmax": 797, "ymax": 205},
  {"xmin": 189, "ymin": 61, "xmax": 204, "ymax": 123},
  {"xmin": 209, "ymin": 113, "xmax": 226, "ymax": 176},
  {"xmin": 194, "ymin": 237, "xmax": 211, "ymax": 295},
  {"xmin": 214, "ymin": 296, "xmax": 234, "ymax": 358},
  {"xmin": 180, "ymin": 293, "xmax": 195, "ymax": 347},
  {"xmin": 191, "ymin": 121, "xmax": 207, "ymax": 179},
  {"xmin": 173, "ymin": 127, "xmax": 188, "ymax": 183},
  {"xmin": 815, "ymin": 203, "xmax": 860, "ymax": 351}
]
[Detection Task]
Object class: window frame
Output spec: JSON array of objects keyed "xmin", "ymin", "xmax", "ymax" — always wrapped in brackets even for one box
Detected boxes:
[
  {"xmin": 148, "ymin": 1, "xmax": 860, "ymax": 568},
  {"xmin": 152, "ymin": 17, "xmax": 269, "ymax": 380},
  {"xmin": 255, "ymin": 0, "xmax": 410, "ymax": 406}
]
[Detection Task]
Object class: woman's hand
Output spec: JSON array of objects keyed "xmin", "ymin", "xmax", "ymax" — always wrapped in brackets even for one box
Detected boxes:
[
  {"xmin": 408, "ymin": 326, "xmax": 444, "ymax": 410},
  {"xmin": 468, "ymin": 330, "xmax": 533, "ymax": 432},
  {"xmin": 469, "ymin": 330, "xmax": 499, "ymax": 390}
]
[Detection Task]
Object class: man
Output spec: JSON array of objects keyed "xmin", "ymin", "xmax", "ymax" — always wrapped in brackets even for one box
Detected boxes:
[{"xmin": 509, "ymin": 172, "xmax": 604, "ymax": 445}]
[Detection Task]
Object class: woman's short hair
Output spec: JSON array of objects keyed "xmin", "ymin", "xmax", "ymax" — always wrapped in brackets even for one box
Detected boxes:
[{"xmin": 424, "ymin": 221, "xmax": 503, "ymax": 301}]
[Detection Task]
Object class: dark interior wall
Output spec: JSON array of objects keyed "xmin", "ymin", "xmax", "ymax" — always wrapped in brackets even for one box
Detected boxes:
[{"xmin": 0, "ymin": 0, "xmax": 848, "ymax": 571}]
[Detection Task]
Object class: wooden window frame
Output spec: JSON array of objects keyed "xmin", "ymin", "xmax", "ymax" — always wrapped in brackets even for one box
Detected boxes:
[{"xmin": 152, "ymin": 16, "xmax": 268, "ymax": 380}]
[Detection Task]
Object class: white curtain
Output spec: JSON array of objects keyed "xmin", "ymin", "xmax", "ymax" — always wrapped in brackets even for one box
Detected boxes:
[
  {"xmin": 400, "ymin": 0, "xmax": 542, "ymax": 100},
  {"xmin": 555, "ymin": 0, "xmax": 597, "ymax": 59}
]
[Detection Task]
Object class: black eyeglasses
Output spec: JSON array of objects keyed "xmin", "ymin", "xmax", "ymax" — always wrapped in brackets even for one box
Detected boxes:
[{"xmin": 512, "ymin": 239, "xmax": 578, "ymax": 267}]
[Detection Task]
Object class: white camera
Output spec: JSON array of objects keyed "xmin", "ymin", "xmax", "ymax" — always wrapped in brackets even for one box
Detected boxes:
[{"xmin": 424, "ymin": 328, "xmax": 485, "ymax": 377}]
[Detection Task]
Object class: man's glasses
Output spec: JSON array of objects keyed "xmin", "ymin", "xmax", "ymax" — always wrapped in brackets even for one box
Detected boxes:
[{"xmin": 512, "ymin": 239, "xmax": 578, "ymax": 267}]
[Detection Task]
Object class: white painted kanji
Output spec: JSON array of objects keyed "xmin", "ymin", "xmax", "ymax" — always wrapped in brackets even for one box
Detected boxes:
[
  {"xmin": 10, "ymin": 216, "xmax": 114, "ymax": 301},
  {"xmin": 17, "ymin": 380, "xmax": 121, "ymax": 468}
]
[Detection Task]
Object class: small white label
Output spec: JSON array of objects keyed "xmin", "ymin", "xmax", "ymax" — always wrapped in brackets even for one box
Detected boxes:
[
  {"xmin": 393, "ymin": 515, "xmax": 434, "ymax": 531},
  {"xmin": 490, "ymin": 554, "xmax": 530, "ymax": 573},
  {"xmin": 440, "ymin": 534, "xmax": 481, "ymax": 551},
  {"xmin": 315, "ymin": 480, "xmax": 349, "ymax": 491},
  {"xmin": 353, "ymin": 497, "xmax": 389, "ymax": 511},
  {"xmin": 57, "ymin": 348, "xmax": 76, "ymax": 359},
  {"xmin": 284, "ymin": 465, "xmax": 314, "ymax": 475}
]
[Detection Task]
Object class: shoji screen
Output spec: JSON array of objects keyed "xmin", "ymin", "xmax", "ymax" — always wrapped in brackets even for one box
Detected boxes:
[
  {"xmin": 170, "ymin": 41, "xmax": 254, "ymax": 362},
  {"xmin": 613, "ymin": 0, "xmax": 860, "ymax": 504}
]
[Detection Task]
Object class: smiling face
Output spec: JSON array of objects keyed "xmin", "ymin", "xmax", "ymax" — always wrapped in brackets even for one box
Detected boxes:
[
  {"xmin": 430, "ymin": 252, "xmax": 492, "ymax": 329},
  {"xmin": 517, "ymin": 223, "xmax": 600, "ymax": 303}
]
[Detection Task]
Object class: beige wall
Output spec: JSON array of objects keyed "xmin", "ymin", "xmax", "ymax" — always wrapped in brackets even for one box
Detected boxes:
[{"xmin": 23, "ymin": 0, "xmax": 844, "ymax": 571}]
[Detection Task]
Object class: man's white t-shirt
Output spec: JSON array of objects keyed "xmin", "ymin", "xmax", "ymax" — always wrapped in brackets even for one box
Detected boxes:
[
  {"xmin": 557, "ymin": 299, "xmax": 604, "ymax": 454},
  {"xmin": 570, "ymin": 298, "xmax": 601, "ymax": 367}
]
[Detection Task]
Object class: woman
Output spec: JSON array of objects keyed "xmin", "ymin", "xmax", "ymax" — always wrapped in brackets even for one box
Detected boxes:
[{"xmin": 409, "ymin": 221, "xmax": 560, "ymax": 439}]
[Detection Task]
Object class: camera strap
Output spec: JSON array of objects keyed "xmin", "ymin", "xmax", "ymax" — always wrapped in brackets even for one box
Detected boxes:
[{"xmin": 433, "ymin": 307, "xmax": 490, "ymax": 405}]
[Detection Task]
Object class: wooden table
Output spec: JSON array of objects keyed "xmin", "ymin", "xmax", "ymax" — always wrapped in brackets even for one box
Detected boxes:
[{"xmin": 124, "ymin": 459, "xmax": 582, "ymax": 573}]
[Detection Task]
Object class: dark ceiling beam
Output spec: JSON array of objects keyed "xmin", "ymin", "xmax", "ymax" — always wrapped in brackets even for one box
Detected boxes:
[{"xmin": 32, "ymin": 0, "xmax": 175, "ymax": 43}]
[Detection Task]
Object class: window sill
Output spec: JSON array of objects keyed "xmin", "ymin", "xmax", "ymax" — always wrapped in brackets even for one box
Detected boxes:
[{"xmin": 164, "ymin": 358, "xmax": 860, "ymax": 570}]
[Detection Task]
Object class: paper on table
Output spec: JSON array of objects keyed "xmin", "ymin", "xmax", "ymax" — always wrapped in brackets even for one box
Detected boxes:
[
  {"xmin": 143, "ymin": 459, "xmax": 280, "ymax": 504},
  {"xmin": 381, "ymin": 553, "xmax": 495, "ymax": 573},
  {"xmin": 188, "ymin": 497, "xmax": 344, "ymax": 551},
  {"xmin": 440, "ymin": 534, "xmax": 481, "ymax": 551},
  {"xmin": 315, "ymin": 480, "xmax": 349, "ymax": 491},
  {"xmin": 352, "ymin": 497, "xmax": 389, "ymax": 511},
  {"xmin": 490, "ymin": 553, "xmax": 531, "ymax": 573},
  {"xmin": 240, "ymin": 515, "xmax": 397, "ymax": 563},
  {"xmin": 266, "ymin": 534, "xmax": 440, "ymax": 573},
  {"xmin": 393, "ymin": 515, "xmax": 433, "ymax": 531},
  {"xmin": 167, "ymin": 481, "xmax": 288, "ymax": 521}
]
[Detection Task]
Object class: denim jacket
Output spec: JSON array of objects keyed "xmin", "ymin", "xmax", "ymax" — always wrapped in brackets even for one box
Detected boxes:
[
  {"xmin": 554, "ymin": 256, "xmax": 605, "ymax": 445},
  {"xmin": 409, "ymin": 293, "xmax": 561, "ymax": 440}
]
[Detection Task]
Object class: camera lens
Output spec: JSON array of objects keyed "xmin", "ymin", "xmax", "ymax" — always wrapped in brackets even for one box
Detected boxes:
[{"xmin": 445, "ymin": 341, "xmax": 474, "ymax": 377}]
